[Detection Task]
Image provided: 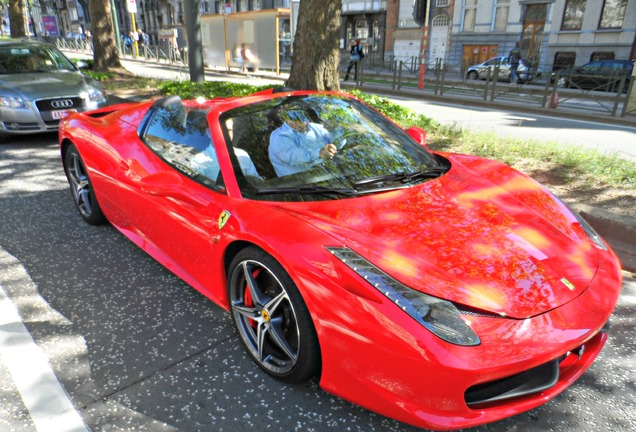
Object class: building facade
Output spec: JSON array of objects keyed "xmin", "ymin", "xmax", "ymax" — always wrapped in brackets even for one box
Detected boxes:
[
  {"xmin": 448, "ymin": 0, "xmax": 636, "ymax": 72},
  {"xmin": 340, "ymin": 1, "xmax": 388, "ymax": 57},
  {"xmin": 35, "ymin": 0, "xmax": 636, "ymax": 74},
  {"xmin": 386, "ymin": 0, "xmax": 454, "ymax": 65}
]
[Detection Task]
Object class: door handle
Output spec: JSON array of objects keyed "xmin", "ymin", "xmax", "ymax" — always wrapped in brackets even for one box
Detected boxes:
[{"xmin": 119, "ymin": 160, "xmax": 130, "ymax": 171}]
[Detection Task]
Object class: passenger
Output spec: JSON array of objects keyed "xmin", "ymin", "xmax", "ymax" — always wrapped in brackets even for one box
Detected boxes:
[{"xmin": 190, "ymin": 118, "xmax": 260, "ymax": 179}]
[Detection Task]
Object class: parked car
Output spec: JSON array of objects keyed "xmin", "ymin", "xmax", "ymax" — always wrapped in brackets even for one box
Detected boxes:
[
  {"xmin": 0, "ymin": 38, "xmax": 107, "ymax": 140},
  {"xmin": 553, "ymin": 59, "xmax": 634, "ymax": 92},
  {"xmin": 465, "ymin": 56, "xmax": 535, "ymax": 82},
  {"xmin": 59, "ymin": 90, "xmax": 621, "ymax": 431}
]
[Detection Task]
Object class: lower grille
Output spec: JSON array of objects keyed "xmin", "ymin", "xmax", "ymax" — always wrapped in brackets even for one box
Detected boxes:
[{"xmin": 465, "ymin": 358, "xmax": 559, "ymax": 406}]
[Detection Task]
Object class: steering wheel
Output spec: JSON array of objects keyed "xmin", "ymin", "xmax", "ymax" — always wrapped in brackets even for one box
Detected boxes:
[{"xmin": 333, "ymin": 131, "xmax": 367, "ymax": 153}]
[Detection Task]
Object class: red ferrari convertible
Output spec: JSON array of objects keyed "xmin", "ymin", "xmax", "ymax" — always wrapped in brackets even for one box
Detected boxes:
[{"xmin": 59, "ymin": 89, "xmax": 622, "ymax": 430}]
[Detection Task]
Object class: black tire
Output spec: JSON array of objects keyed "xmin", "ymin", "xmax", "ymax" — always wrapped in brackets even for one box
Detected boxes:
[
  {"xmin": 63, "ymin": 144, "xmax": 106, "ymax": 225},
  {"xmin": 467, "ymin": 70, "xmax": 479, "ymax": 80},
  {"xmin": 228, "ymin": 246, "xmax": 321, "ymax": 383}
]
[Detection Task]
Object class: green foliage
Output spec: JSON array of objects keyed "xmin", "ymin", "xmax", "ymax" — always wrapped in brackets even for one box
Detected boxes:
[
  {"xmin": 157, "ymin": 81, "xmax": 278, "ymax": 99},
  {"xmin": 430, "ymin": 126, "xmax": 636, "ymax": 187},
  {"xmin": 70, "ymin": 58, "xmax": 94, "ymax": 69},
  {"xmin": 347, "ymin": 89, "xmax": 439, "ymax": 131},
  {"xmin": 83, "ymin": 70, "xmax": 116, "ymax": 81}
]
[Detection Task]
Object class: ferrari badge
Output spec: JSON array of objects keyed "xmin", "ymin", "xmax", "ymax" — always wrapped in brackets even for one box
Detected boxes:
[
  {"xmin": 560, "ymin": 277, "xmax": 576, "ymax": 291},
  {"xmin": 218, "ymin": 211, "xmax": 231, "ymax": 229}
]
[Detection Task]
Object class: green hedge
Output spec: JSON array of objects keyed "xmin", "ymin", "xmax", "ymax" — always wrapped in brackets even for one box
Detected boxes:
[{"xmin": 156, "ymin": 81, "xmax": 439, "ymax": 133}]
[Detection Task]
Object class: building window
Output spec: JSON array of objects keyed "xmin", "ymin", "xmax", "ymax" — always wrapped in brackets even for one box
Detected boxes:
[
  {"xmin": 599, "ymin": 0, "xmax": 627, "ymax": 29},
  {"xmin": 591, "ymin": 51, "xmax": 615, "ymax": 61},
  {"xmin": 432, "ymin": 15, "xmax": 449, "ymax": 27},
  {"xmin": 553, "ymin": 52, "xmax": 576, "ymax": 71},
  {"xmin": 493, "ymin": 0, "xmax": 509, "ymax": 32},
  {"xmin": 436, "ymin": 0, "xmax": 450, "ymax": 6},
  {"xmin": 462, "ymin": 0, "xmax": 478, "ymax": 32},
  {"xmin": 356, "ymin": 20, "xmax": 368, "ymax": 39},
  {"xmin": 373, "ymin": 20, "xmax": 379, "ymax": 51},
  {"xmin": 561, "ymin": 0, "xmax": 586, "ymax": 30}
]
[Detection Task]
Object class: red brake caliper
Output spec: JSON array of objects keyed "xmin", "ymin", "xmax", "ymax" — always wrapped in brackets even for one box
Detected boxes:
[{"xmin": 244, "ymin": 268, "xmax": 261, "ymax": 330}]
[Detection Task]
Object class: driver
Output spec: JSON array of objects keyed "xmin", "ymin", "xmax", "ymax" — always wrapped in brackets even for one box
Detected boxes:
[{"xmin": 268, "ymin": 104, "xmax": 337, "ymax": 177}]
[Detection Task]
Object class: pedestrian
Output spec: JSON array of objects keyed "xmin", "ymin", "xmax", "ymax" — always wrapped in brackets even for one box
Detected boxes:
[
  {"xmin": 508, "ymin": 42, "xmax": 521, "ymax": 84},
  {"xmin": 240, "ymin": 43, "xmax": 259, "ymax": 72},
  {"xmin": 122, "ymin": 33, "xmax": 132, "ymax": 50},
  {"xmin": 137, "ymin": 29, "xmax": 145, "ymax": 47},
  {"xmin": 344, "ymin": 39, "xmax": 364, "ymax": 82}
]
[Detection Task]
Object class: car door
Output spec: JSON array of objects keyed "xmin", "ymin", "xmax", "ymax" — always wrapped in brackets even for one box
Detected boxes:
[
  {"xmin": 115, "ymin": 99, "xmax": 227, "ymax": 294},
  {"xmin": 575, "ymin": 61, "xmax": 603, "ymax": 89}
]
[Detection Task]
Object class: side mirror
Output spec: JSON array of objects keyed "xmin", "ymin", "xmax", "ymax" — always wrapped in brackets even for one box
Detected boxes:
[{"xmin": 406, "ymin": 126, "xmax": 427, "ymax": 148}]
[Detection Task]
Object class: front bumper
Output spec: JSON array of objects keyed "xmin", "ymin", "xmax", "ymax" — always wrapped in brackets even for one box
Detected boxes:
[
  {"xmin": 313, "ymin": 256, "xmax": 621, "ymax": 430},
  {"xmin": 0, "ymin": 96, "xmax": 107, "ymax": 135}
]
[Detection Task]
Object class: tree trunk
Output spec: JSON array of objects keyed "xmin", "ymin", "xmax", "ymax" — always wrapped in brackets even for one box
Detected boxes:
[
  {"xmin": 286, "ymin": 0, "xmax": 341, "ymax": 91},
  {"xmin": 89, "ymin": 0, "xmax": 122, "ymax": 71},
  {"xmin": 9, "ymin": 0, "xmax": 27, "ymax": 38}
]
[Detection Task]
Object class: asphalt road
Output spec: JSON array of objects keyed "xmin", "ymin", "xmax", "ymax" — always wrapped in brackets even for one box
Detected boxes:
[
  {"xmin": 383, "ymin": 96, "xmax": 636, "ymax": 162},
  {"xmin": 1, "ymin": 135, "xmax": 635, "ymax": 432}
]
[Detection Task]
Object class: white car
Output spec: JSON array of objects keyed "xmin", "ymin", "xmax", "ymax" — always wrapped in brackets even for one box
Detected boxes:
[{"xmin": 465, "ymin": 56, "xmax": 534, "ymax": 82}]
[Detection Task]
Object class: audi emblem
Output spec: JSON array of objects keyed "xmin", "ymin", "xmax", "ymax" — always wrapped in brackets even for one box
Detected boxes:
[{"xmin": 51, "ymin": 99, "xmax": 74, "ymax": 109}]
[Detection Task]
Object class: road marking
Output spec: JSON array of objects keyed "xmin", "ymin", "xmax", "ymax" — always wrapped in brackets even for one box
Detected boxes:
[{"xmin": 0, "ymin": 284, "xmax": 89, "ymax": 432}]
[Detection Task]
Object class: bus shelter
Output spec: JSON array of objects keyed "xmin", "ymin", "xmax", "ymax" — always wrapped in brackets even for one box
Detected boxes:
[{"xmin": 201, "ymin": 9, "xmax": 291, "ymax": 75}]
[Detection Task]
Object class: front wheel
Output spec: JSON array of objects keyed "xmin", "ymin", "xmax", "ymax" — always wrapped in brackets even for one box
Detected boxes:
[
  {"xmin": 467, "ymin": 70, "xmax": 479, "ymax": 80},
  {"xmin": 64, "ymin": 144, "xmax": 106, "ymax": 225},
  {"xmin": 228, "ymin": 247, "xmax": 320, "ymax": 383}
]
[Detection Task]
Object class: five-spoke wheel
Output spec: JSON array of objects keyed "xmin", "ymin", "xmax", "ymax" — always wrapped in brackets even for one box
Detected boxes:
[
  {"xmin": 64, "ymin": 144, "xmax": 106, "ymax": 225},
  {"xmin": 228, "ymin": 247, "xmax": 320, "ymax": 382}
]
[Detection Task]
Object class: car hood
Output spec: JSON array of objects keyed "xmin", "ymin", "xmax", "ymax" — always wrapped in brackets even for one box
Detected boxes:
[
  {"xmin": 280, "ymin": 154, "xmax": 599, "ymax": 319},
  {"xmin": 0, "ymin": 71, "xmax": 96, "ymax": 99}
]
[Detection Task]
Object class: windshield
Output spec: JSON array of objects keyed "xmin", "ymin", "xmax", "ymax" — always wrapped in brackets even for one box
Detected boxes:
[
  {"xmin": 221, "ymin": 94, "xmax": 447, "ymax": 202},
  {"xmin": 0, "ymin": 45, "xmax": 77, "ymax": 74}
]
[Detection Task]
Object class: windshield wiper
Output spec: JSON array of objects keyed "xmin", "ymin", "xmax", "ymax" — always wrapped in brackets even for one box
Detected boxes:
[
  {"xmin": 353, "ymin": 168, "xmax": 447, "ymax": 188},
  {"xmin": 255, "ymin": 185, "xmax": 360, "ymax": 196}
]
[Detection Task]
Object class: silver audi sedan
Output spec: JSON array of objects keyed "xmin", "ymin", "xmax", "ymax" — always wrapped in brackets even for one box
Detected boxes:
[{"xmin": 0, "ymin": 38, "xmax": 108, "ymax": 140}]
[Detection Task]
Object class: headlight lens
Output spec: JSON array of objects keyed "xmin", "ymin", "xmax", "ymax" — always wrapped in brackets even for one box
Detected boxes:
[
  {"xmin": 327, "ymin": 247, "xmax": 480, "ymax": 346},
  {"xmin": 85, "ymin": 87, "xmax": 106, "ymax": 103},
  {"xmin": 571, "ymin": 209, "xmax": 608, "ymax": 251},
  {"xmin": 0, "ymin": 96, "xmax": 28, "ymax": 109},
  {"xmin": 550, "ymin": 192, "xmax": 609, "ymax": 251}
]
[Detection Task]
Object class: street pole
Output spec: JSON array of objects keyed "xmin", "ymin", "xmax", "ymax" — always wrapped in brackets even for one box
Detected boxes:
[
  {"xmin": 111, "ymin": 0, "xmax": 121, "ymax": 52},
  {"xmin": 417, "ymin": 0, "xmax": 431, "ymax": 90},
  {"xmin": 131, "ymin": 13, "xmax": 139, "ymax": 57}
]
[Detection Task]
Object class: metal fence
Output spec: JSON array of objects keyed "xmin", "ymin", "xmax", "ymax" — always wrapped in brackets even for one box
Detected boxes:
[
  {"xmin": 55, "ymin": 37, "xmax": 186, "ymax": 66},
  {"xmin": 350, "ymin": 58, "xmax": 635, "ymax": 119}
]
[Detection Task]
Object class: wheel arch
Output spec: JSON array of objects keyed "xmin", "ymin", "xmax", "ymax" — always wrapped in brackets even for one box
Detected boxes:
[
  {"xmin": 222, "ymin": 239, "xmax": 324, "ymax": 381},
  {"xmin": 60, "ymin": 138, "xmax": 75, "ymax": 167}
]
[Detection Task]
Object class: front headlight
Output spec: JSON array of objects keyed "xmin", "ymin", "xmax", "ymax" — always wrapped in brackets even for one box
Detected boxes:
[
  {"xmin": 0, "ymin": 96, "xmax": 28, "ymax": 109},
  {"xmin": 571, "ymin": 209, "xmax": 608, "ymax": 251},
  {"xmin": 327, "ymin": 247, "xmax": 480, "ymax": 346},
  {"xmin": 550, "ymin": 193, "xmax": 608, "ymax": 251},
  {"xmin": 85, "ymin": 87, "xmax": 106, "ymax": 103}
]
